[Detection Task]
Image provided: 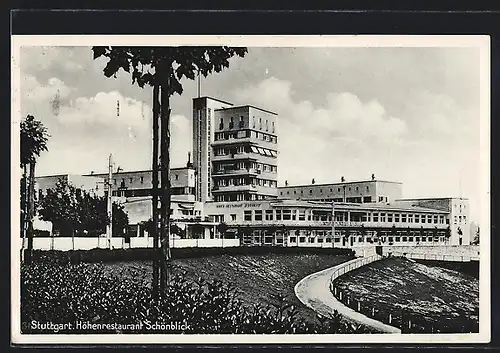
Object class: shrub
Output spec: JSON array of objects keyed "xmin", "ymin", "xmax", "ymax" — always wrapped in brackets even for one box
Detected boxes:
[{"xmin": 21, "ymin": 258, "xmax": 362, "ymax": 334}]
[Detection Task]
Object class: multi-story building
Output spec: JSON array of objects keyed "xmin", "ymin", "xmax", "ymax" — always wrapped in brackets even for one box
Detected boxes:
[
  {"xmin": 277, "ymin": 178, "xmax": 402, "ymax": 204},
  {"xmin": 36, "ymin": 174, "xmax": 105, "ymax": 201},
  {"xmin": 193, "ymin": 96, "xmax": 279, "ymax": 203},
  {"xmin": 394, "ymin": 197, "xmax": 471, "ymax": 246},
  {"xmin": 86, "ymin": 163, "xmax": 196, "ymax": 202},
  {"xmin": 192, "ymin": 97, "xmax": 234, "ymax": 203},
  {"xmin": 203, "ymin": 199, "xmax": 453, "ymax": 247}
]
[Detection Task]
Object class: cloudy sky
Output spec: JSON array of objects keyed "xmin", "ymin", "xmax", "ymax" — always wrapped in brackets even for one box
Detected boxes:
[{"xmin": 18, "ymin": 44, "xmax": 483, "ymax": 221}]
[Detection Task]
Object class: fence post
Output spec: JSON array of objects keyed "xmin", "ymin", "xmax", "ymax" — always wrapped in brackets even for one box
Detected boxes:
[
  {"xmin": 372, "ymin": 307, "xmax": 375, "ymax": 317},
  {"xmin": 357, "ymin": 300, "xmax": 361, "ymax": 312},
  {"xmin": 347, "ymin": 297, "xmax": 350, "ymax": 306},
  {"xmin": 388, "ymin": 313, "xmax": 392, "ymax": 324},
  {"xmin": 334, "ymin": 287, "xmax": 337, "ymax": 296},
  {"xmin": 339, "ymin": 291, "xmax": 343, "ymax": 301}
]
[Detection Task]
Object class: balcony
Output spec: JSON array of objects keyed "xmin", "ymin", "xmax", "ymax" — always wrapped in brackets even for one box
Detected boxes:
[
  {"xmin": 212, "ymin": 168, "xmax": 259, "ymax": 177},
  {"xmin": 211, "ymin": 152, "xmax": 257, "ymax": 161}
]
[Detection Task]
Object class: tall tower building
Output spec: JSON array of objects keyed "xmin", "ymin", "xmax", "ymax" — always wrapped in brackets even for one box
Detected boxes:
[
  {"xmin": 211, "ymin": 105, "xmax": 278, "ymax": 202},
  {"xmin": 192, "ymin": 97, "xmax": 233, "ymax": 203},
  {"xmin": 193, "ymin": 97, "xmax": 279, "ymax": 203}
]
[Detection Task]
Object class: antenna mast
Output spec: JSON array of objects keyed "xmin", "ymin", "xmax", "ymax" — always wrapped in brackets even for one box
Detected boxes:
[{"xmin": 197, "ymin": 71, "xmax": 201, "ymax": 98}]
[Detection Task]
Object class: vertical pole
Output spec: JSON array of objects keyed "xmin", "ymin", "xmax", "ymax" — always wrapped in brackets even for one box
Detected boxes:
[
  {"xmin": 106, "ymin": 154, "xmax": 113, "ymax": 249},
  {"xmin": 152, "ymin": 83, "xmax": 160, "ymax": 298},
  {"xmin": 331, "ymin": 201, "xmax": 335, "ymax": 248}
]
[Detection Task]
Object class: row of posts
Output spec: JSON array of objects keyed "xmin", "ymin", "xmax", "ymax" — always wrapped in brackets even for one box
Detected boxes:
[{"xmin": 330, "ymin": 283, "xmax": 478, "ymax": 333}]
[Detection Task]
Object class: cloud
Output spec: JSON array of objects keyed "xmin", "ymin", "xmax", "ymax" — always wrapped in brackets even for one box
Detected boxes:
[
  {"xmin": 233, "ymin": 77, "xmax": 408, "ymax": 142},
  {"xmin": 20, "ymin": 75, "xmax": 191, "ymax": 175}
]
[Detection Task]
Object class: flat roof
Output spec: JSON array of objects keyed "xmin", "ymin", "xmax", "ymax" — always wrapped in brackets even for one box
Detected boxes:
[
  {"xmin": 215, "ymin": 105, "xmax": 278, "ymax": 116},
  {"xmin": 83, "ymin": 166, "xmax": 194, "ymax": 177},
  {"xmin": 278, "ymin": 180, "xmax": 402, "ymax": 188},
  {"xmin": 193, "ymin": 96, "xmax": 233, "ymax": 106}
]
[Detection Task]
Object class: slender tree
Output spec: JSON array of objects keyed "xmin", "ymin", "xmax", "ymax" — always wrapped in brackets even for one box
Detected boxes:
[
  {"xmin": 20, "ymin": 115, "xmax": 49, "ymax": 263},
  {"xmin": 92, "ymin": 46, "xmax": 248, "ymax": 293}
]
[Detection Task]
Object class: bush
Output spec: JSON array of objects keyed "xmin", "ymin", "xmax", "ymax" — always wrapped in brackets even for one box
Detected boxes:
[{"xmin": 21, "ymin": 258, "xmax": 362, "ymax": 334}]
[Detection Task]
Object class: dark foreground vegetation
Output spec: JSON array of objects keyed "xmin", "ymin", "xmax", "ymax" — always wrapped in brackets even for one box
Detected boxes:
[{"xmin": 21, "ymin": 250, "xmax": 368, "ymax": 334}]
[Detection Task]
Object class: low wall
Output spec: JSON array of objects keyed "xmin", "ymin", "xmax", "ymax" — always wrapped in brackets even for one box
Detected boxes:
[
  {"xmin": 382, "ymin": 245, "xmax": 480, "ymax": 262},
  {"xmin": 21, "ymin": 237, "xmax": 240, "ymax": 251}
]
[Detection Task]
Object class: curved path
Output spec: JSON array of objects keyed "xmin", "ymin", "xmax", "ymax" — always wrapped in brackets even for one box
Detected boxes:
[{"xmin": 294, "ymin": 260, "xmax": 401, "ymax": 334}]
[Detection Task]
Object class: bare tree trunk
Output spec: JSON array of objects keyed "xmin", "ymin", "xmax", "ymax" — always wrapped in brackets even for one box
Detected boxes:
[
  {"xmin": 152, "ymin": 83, "xmax": 160, "ymax": 298},
  {"xmin": 21, "ymin": 164, "xmax": 28, "ymax": 262},
  {"xmin": 159, "ymin": 65, "xmax": 172, "ymax": 292},
  {"xmin": 26, "ymin": 161, "xmax": 36, "ymax": 264}
]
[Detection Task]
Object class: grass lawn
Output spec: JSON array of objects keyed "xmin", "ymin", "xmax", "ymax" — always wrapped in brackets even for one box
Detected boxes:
[
  {"xmin": 334, "ymin": 258, "xmax": 479, "ymax": 332},
  {"xmin": 101, "ymin": 252, "xmax": 353, "ymax": 324}
]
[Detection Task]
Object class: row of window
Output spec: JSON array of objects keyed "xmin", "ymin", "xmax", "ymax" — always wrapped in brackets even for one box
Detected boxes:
[
  {"xmin": 280, "ymin": 185, "xmax": 371, "ymax": 196},
  {"xmin": 214, "ymin": 161, "xmax": 278, "ymax": 174},
  {"xmin": 112, "ymin": 187, "xmax": 196, "ymax": 197},
  {"xmin": 213, "ymin": 145, "xmax": 278, "ymax": 158},
  {"xmin": 213, "ymin": 193, "xmax": 273, "ymax": 202},
  {"xmin": 239, "ymin": 208, "xmax": 448, "ymax": 225},
  {"xmin": 214, "ymin": 130, "xmax": 278, "ymax": 144},
  {"xmin": 242, "ymin": 235, "xmax": 446, "ymax": 245},
  {"xmin": 215, "ymin": 177, "xmax": 278, "ymax": 188},
  {"xmin": 454, "ymin": 215, "xmax": 468, "ymax": 224},
  {"xmin": 219, "ymin": 116, "xmax": 276, "ymax": 133}
]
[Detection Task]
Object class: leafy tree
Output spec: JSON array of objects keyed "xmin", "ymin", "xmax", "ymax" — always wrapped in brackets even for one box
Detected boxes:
[
  {"xmin": 20, "ymin": 115, "xmax": 49, "ymax": 263},
  {"xmin": 191, "ymin": 223, "xmax": 204, "ymax": 239},
  {"xmin": 92, "ymin": 46, "xmax": 248, "ymax": 295},
  {"xmin": 217, "ymin": 222, "xmax": 228, "ymax": 238},
  {"xmin": 38, "ymin": 178, "xmax": 129, "ymax": 246}
]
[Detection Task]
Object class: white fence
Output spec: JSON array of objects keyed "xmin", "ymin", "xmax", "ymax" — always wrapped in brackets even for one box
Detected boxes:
[
  {"xmin": 329, "ymin": 254, "xmax": 382, "ymax": 283},
  {"xmin": 21, "ymin": 237, "xmax": 240, "ymax": 251}
]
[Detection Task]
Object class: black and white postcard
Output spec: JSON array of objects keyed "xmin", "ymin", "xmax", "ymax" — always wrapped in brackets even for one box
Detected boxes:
[{"xmin": 11, "ymin": 35, "xmax": 491, "ymax": 345}]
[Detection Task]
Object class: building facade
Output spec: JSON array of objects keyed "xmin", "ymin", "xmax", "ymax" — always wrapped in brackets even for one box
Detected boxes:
[
  {"xmin": 192, "ymin": 97, "xmax": 234, "ymax": 203},
  {"xmin": 203, "ymin": 199, "xmax": 453, "ymax": 247},
  {"xmin": 211, "ymin": 104, "xmax": 279, "ymax": 202},
  {"xmin": 86, "ymin": 166, "xmax": 196, "ymax": 202},
  {"xmin": 277, "ymin": 179, "xmax": 402, "ymax": 204}
]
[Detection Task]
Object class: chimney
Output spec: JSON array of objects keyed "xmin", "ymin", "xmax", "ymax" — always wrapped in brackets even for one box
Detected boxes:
[
  {"xmin": 371, "ymin": 173, "xmax": 375, "ymax": 181},
  {"xmin": 312, "ymin": 178, "xmax": 315, "ymax": 185},
  {"xmin": 285, "ymin": 180, "xmax": 288, "ymax": 186},
  {"xmin": 187, "ymin": 152, "xmax": 193, "ymax": 168},
  {"xmin": 90, "ymin": 171, "xmax": 94, "ymax": 175},
  {"xmin": 341, "ymin": 176, "xmax": 345, "ymax": 182}
]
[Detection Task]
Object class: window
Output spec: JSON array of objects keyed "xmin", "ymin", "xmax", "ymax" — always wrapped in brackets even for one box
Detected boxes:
[
  {"xmin": 129, "ymin": 177, "xmax": 133, "ymax": 183},
  {"xmin": 272, "ymin": 121, "xmax": 275, "ymax": 133},
  {"xmin": 244, "ymin": 210, "xmax": 252, "ymax": 221},
  {"xmin": 366, "ymin": 186, "xmax": 369, "ymax": 191},
  {"xmin": 387, "ymin": 214, "xmax": 393, "ymax": 223},
  {"xmin": 395, "ymin": 214, "xmax": 400, "ymax": 223},
  {"xmin": 219, "ymin": 118, "xmax": 224, "ymax": 129},
  {"xmin": 380, "ymin": 213, "xmax": 386, "ymax": 222},
  {"xmin": 265, "ymin": 210, "xmax": 273, "ymax": 221},
  {"xmin": 308, "ymin": 237, "xmax": 315, "ymax": 243},
  {"xmin": 373, "ymin": 213, "xmax": 379, "ymax": 222},
  {"xmin": 283, "ymin": 209, "xmax": 292, "ymax": 221},
  {"xmin": 254, "ymin": 210, "xmax": 263, "ymax": 221},
  {"xmin": 408, "ymin": 214, "xmax": 413, "ymax": 223},
  {"xmin": 175, "ymin": 174, "xmax": 179, "ymax": 180},
  {"xmin": 463, "ymin": 216, "xmax": 467, "ymax": 224},
  {"xmin": 231, "ymin": 214, "xmax": 237, "ymax": 221},
  {"xmin": 140, "ymin": 176, "xmax": 144, "ymax": 184},
  {"xmin": 337, "ymin": 188, "xmax": 341, "ymax": 192},
  {"xmin": 317, "ymin": 238, "xmax": 324, "ymax": 243},
  {"xmin": 402, "ymin": 236, "xmax": 407, "ymax": 242},
  {"xmin": 309, "ymin": 189, "xmax": 313, "ymax": 194},
  {"xmin": 299, "ymin": 237, "xmax": 306, "ymax": 243},
  {"xmin": 290, "ymin": 237, "xmax": 297, "ymax": 243},
  {"xmin": 395, "ymin": 237, "xmax": 401, "ymax": 242},
  {"xmin": 275, "ymin": 209, "xmax": 282, "ymax": 221},
  {"xmin": 265, "ymin": 120, "xmax": 269, "ymax": 131},
  {"xmin": 414, "ymin": 215, "xmax": 419, "ymax": 223},
  {"xmin": 253, "ymin": 117, "xmax": 256, "ymax": 128},
  {"xmin": 259, "ymin": 118, "xmax": 262, "ymax": 130},
  {"xmin": 427, "ymin": 215, "xmax": 432, "ymax": 223},
  {"xmin": 363, "ymin": 196, "xmax": 372, "ymax": 203},
  {"xmin": 401, "ymin": 214, "xmax": 407, "ymax": 223}
]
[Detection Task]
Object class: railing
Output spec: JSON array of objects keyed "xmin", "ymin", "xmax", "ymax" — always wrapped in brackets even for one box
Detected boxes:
[{"xmin": 329, "ymin": 254, "xmax": 479, "ymax": 333}]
